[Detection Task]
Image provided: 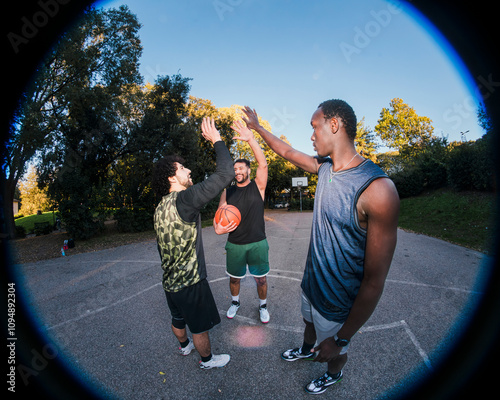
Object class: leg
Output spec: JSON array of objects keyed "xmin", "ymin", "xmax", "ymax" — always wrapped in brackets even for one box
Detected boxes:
[
  {"xmin": 255, "ymin": 276, "xmax": 270, "ymax": 323},
  {"xmin": 281, "ymin": 318, "xmax": 316, "ymax": 360},
  {"xmin": 229, "ymin": 277, "xmax": 241, "ymax": 297},
  {"xmin": 192, "ymin": 331, "xmax": 211, "ymax": 358},
  {"xmin": 328, "ymin": 353, "xmax": 348, "ymax": 375},
  {"xmin": 227, "ymin": 277, "xmax": 241, "ymax": 318},
  {"xmin": 171, "ymin": 325, "xmax": 188, "ymax": 343},
  {"xmin": 303, "ymin": 318, "xmax": 317, "ymax": 348},
  {"xmin": 254, "ymin": 276, "xmax": 267, "ymax": 300}
]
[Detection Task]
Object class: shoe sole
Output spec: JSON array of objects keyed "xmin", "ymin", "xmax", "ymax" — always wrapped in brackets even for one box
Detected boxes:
[
  {"xmin": 199, "ymin": 359, "xmax": 231, "ymax": 370},
  {"xmin": 304, "ymin": 376, "xmax": 343, "ymax": 394},
  {"xmin": 281, "ymin": 354, "xmax": 315, "ymax": 362}
]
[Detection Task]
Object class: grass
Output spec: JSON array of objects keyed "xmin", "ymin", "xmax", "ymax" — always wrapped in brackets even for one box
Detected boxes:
[
  {"xmin": 398, "ymin": 188, "xmax": 496, "ymax": 254},
  {"xmin": 15, "ymin": 211, "xmax": 56, "ymax": 233}
]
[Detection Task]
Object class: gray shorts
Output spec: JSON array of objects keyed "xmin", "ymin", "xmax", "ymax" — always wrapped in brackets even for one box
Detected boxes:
[{"xmin": 301, "ymin": 292, "xmax": 350, "ymax": 355}]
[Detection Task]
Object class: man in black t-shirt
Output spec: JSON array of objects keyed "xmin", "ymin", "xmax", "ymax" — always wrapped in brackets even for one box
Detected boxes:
[{"xmin": 214, "ymin": 119, "xmax": 270, "ymax": 323}]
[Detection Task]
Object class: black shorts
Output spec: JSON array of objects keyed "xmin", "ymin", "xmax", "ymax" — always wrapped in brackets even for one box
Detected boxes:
[{"xmin": 164, "ymin": 279, "xmax": 221, "ymax": 334}]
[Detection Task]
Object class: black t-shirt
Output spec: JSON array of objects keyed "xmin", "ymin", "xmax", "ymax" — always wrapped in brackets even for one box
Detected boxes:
[{"xmin": 226, "ymin": 180, "xmax": 266, "ymax": 245}]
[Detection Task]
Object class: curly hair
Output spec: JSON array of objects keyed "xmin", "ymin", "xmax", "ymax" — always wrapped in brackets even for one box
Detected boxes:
[
  {"xmin": 152, "ymin": 155, "xmax": 185, "ymax": 198},
  {"xmin": 318, "ymin": 99, "xmax": 357, "ymax": 141}
]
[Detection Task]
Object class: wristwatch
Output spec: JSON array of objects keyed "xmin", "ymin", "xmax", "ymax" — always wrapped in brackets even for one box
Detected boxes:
[{"xmin": 334, "ymin": 334, "xmax": 350, "ymax": 347}]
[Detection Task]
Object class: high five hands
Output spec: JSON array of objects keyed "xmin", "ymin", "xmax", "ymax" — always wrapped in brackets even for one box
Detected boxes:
[
  {"xmin": 231, "ymin": 119, "xmax": 254, "ymax": 142},
  {"xmin": 201, "ymin": 117, "xmax": 222, "ymax": 144}
]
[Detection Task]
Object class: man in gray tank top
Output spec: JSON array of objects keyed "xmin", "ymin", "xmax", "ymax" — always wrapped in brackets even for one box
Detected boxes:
[{"xmin": 242, "ymin": 101, "xmax": 399, "ymax": 394}]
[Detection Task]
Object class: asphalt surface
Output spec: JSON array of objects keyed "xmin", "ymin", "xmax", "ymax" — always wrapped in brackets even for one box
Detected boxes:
[{"xmin": 13, "ymin": 210, "xmax": 490, "ymax": 399}]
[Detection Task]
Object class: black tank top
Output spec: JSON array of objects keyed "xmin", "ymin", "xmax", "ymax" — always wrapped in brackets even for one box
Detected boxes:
[{"xmin": 226, "ymin": 180, "xmax": 266, "ymax": 245}]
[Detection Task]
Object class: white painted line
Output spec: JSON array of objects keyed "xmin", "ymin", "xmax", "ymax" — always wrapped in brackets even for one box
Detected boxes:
[
  {"xmin": 386, "ymin": 279, "xmax": 482, "ymax": 294},
  {"xmin": 46, "ymin": 282, "xmax": 162, "ymax": 331},
  {"xmin": 359, "ymin": 320, "xmax": 431, "ymax": 369},
  {"xmin": 401, "ymin": 320, "xmax": 432, "ymax": 369}
]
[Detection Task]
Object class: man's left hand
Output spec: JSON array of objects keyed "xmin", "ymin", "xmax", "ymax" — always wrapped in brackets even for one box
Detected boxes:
[{"xmin": 311, "ymin": 337, "xmax": 342, "ymax": 363}]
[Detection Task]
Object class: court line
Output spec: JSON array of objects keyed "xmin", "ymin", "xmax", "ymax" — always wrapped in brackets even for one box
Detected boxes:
[{"xmin": 42, "ymin": 273, "xmax": 454, "ymax": 368}]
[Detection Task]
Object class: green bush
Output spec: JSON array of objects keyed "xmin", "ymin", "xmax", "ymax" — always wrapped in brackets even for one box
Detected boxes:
[
  {"xmin": 34, "ymin": 222, "xmax": 53, "ymax": 236},
  {"xmin": 391, "ymin": 167, "xmax": 425, "ymax": 199},
  {"xmin": 15, "ymin": 225, "xmax": 26, "ymax": 238},
  {"xmin": 416, "ymin": 154, "xmax": 448, "ymax": 190},
  {"xmin": 59, "ymin": 201, "xmax": 104, "ymax": 240},
  {"xmin": 289, "ymin": 197, "xmax": 314, "ymax": 210},
  {"xmin": 447, "ymin": 139, "xmax": 494, "ymax": 191},
  {"xmin": 200, "ymin": 198, "xmax": 220, "ymax": 221},
  {"xmin": 115, "ymin": 208, "xmax": 153, "ymax": 233}
]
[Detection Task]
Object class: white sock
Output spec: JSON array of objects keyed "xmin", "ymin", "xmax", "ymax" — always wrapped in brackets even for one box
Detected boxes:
[
  {"xmin": 259, "ymin": 299, "xmax": 267, "ymax": 307},
  {"xmin": 232, "ymin": 295, "xmax": 240, "ymax": 303}
]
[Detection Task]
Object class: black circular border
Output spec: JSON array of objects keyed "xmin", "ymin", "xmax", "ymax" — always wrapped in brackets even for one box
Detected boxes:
[{"xmin": 2, "ymin": 1, "xmax": 499, "ymax": 398}]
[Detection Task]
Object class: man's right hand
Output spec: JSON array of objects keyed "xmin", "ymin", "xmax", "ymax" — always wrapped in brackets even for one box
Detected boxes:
[
  {"xmin": 213, "ymin": 219, "xmax": 238, "ymax": 235},
  {"xmin": 201, "ymin": 117, "xmax": 222, "ymax": 144},
  {"xmin": 241, "ymin": 106, "xmax": 262, "ymax": 131}
]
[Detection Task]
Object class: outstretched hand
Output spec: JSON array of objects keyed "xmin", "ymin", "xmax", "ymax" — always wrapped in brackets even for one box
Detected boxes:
[
  {"xmin": 241, "ymin": 106, "xmax": 261, "ymax": 131},
  {"xmin": 201, "ymin": 117, "xmax": 222, "ymax": 144},
  {"xmin": 231, "ymin": 120, "xmax": 254, "ymax": 142}
]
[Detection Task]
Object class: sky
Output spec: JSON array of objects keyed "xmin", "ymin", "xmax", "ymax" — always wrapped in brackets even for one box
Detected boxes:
[{"xmin": 96, "ymin": 0, "xmax": 485, "ymax": 155}]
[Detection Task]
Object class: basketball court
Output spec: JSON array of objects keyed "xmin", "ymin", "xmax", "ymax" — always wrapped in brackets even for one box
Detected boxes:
[{"xmin": 14, "ymin": 210, "xmax": 489, "ymax": 399}]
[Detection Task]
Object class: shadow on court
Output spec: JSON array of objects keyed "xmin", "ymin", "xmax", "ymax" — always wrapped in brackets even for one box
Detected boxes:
[{"xmin": 15, "ymin": 210, "xmax": 489, "ymax": 399}]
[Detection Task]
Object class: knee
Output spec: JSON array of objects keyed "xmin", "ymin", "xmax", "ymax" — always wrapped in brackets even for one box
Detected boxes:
[
  {"xmin": 255, "ymin": 276, "xmax": 267, "ymax": 286},
  {"xmin": 229, "ymin": 277, "xmax": 240, "ymax": 285},
  {"xmin": 172, "ymin": 317, "xmax": 186, "ymax": 330}
]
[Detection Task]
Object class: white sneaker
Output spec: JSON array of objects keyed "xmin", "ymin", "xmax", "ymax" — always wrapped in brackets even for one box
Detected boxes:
[
  {"xmin": 226, "ymin": 301, "xmax": 240, "ymax": 319},
  {"xmin": 259, "ymin": 304, "xmax": 270, "ymax": 323},
  {"xmin": 179, "ymin": 339, "xmax": 195, "ymax": 356},
  {"xmin": 199, "ymin": 354, "xmax": 231, "ymax": 370}
]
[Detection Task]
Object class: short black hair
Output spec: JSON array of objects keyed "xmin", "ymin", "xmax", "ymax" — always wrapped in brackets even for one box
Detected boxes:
[
  {"xmin": 152, "ymin": 155, "xmax": 185, "ymax": 198},
  {"xmin": 234, "ymin": 158, "xmax": 251, "ymax": 168},
  {"xmin": 318, "ymin": 99, "xmax": 357, "ymax": 140}
]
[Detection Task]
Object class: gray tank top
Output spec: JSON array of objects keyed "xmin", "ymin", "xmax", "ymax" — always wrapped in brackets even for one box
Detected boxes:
[{"xmin": 301, "ymin": 158, "xmax": 388, "ymax": 322}]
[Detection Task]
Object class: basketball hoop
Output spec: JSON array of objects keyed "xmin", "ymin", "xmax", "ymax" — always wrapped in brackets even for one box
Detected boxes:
[{"xmin": 292, "ymin": 177, "xmax": 308, "ymax": 212}]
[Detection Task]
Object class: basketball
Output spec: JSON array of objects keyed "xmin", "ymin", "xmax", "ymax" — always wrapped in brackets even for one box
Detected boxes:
[{"xmin": 215, "ymin": 205, "xmax": 241, "ymax": 227}]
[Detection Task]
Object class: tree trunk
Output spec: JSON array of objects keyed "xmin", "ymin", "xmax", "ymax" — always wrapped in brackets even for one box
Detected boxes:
[{"xmin": 1, "ymin": 174, "xmax": 17, "ymax": 240}]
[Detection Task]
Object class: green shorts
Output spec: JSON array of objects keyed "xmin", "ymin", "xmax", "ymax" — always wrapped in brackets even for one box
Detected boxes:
[{"xmin": 225, "ymin": 239, "xmax": 270, "ymax": 278}]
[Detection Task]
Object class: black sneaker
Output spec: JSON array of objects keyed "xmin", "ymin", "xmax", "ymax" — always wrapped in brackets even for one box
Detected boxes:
[
  {"xmin": 281, "ymin": 347, "xmax": 315, "ymax": 361},
  {"xmin": 304, "ymin": 371, "xmax": 343, "ymax": 394}
]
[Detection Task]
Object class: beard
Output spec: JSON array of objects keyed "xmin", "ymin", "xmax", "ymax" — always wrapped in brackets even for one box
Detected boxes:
[
  {"xmin": 180, "ymin": 175, "xmax": 193, "ymax": 189},
  {"xmin": 235, "ymin": 171, "xmax": 249, "ymax": 183}
]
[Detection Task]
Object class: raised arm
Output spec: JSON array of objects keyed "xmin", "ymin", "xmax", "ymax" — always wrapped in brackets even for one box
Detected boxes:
[
  {"xmin": 232, "ymin": 119, "xmax": 268, "ymax": 197},
  {"xmin": 177, "ymin": 118, "xmax": 234, "ymax": 219},
  {"xmin": 242, "ymin": 106, "xmax": 319, "ymax": 174}
]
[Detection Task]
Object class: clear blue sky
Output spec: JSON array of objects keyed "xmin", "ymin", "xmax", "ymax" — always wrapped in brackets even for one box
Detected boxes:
[{"xmin": 97, "ymin": 0, "xmax": 485, "ymax": 154}]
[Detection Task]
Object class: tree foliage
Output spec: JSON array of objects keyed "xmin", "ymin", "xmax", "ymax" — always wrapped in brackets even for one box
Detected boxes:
[
  {"xmin": 375, "ymin": 98, "xmax": 434, "ymax": 159},
  {"xmin": 355, "ymin": 117, "xmax": 378, "ymax": 162},
  {"xmin": 18, "ymin": 165, "xmax": 51, "ymax": 215}
]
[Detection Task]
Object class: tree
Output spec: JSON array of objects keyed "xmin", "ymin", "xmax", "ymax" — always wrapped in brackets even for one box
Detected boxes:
[
  {"xmin": 355, "ymin": 117, "xmax": 379, "ymax": 162},
  {"xmin": 37, "ymin": 6, "xmax": 143, "ymax": 239},
  {"xmin": 18, "ymin": 165, "xmax": 51, "ymax": 216},
  {"xmin": 375, "ymin": 98, "xmax": 434, "ymax": 159},
  {"xmin": 3, "ymin": 5, "xmax": 143, "ymax": 239}
]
